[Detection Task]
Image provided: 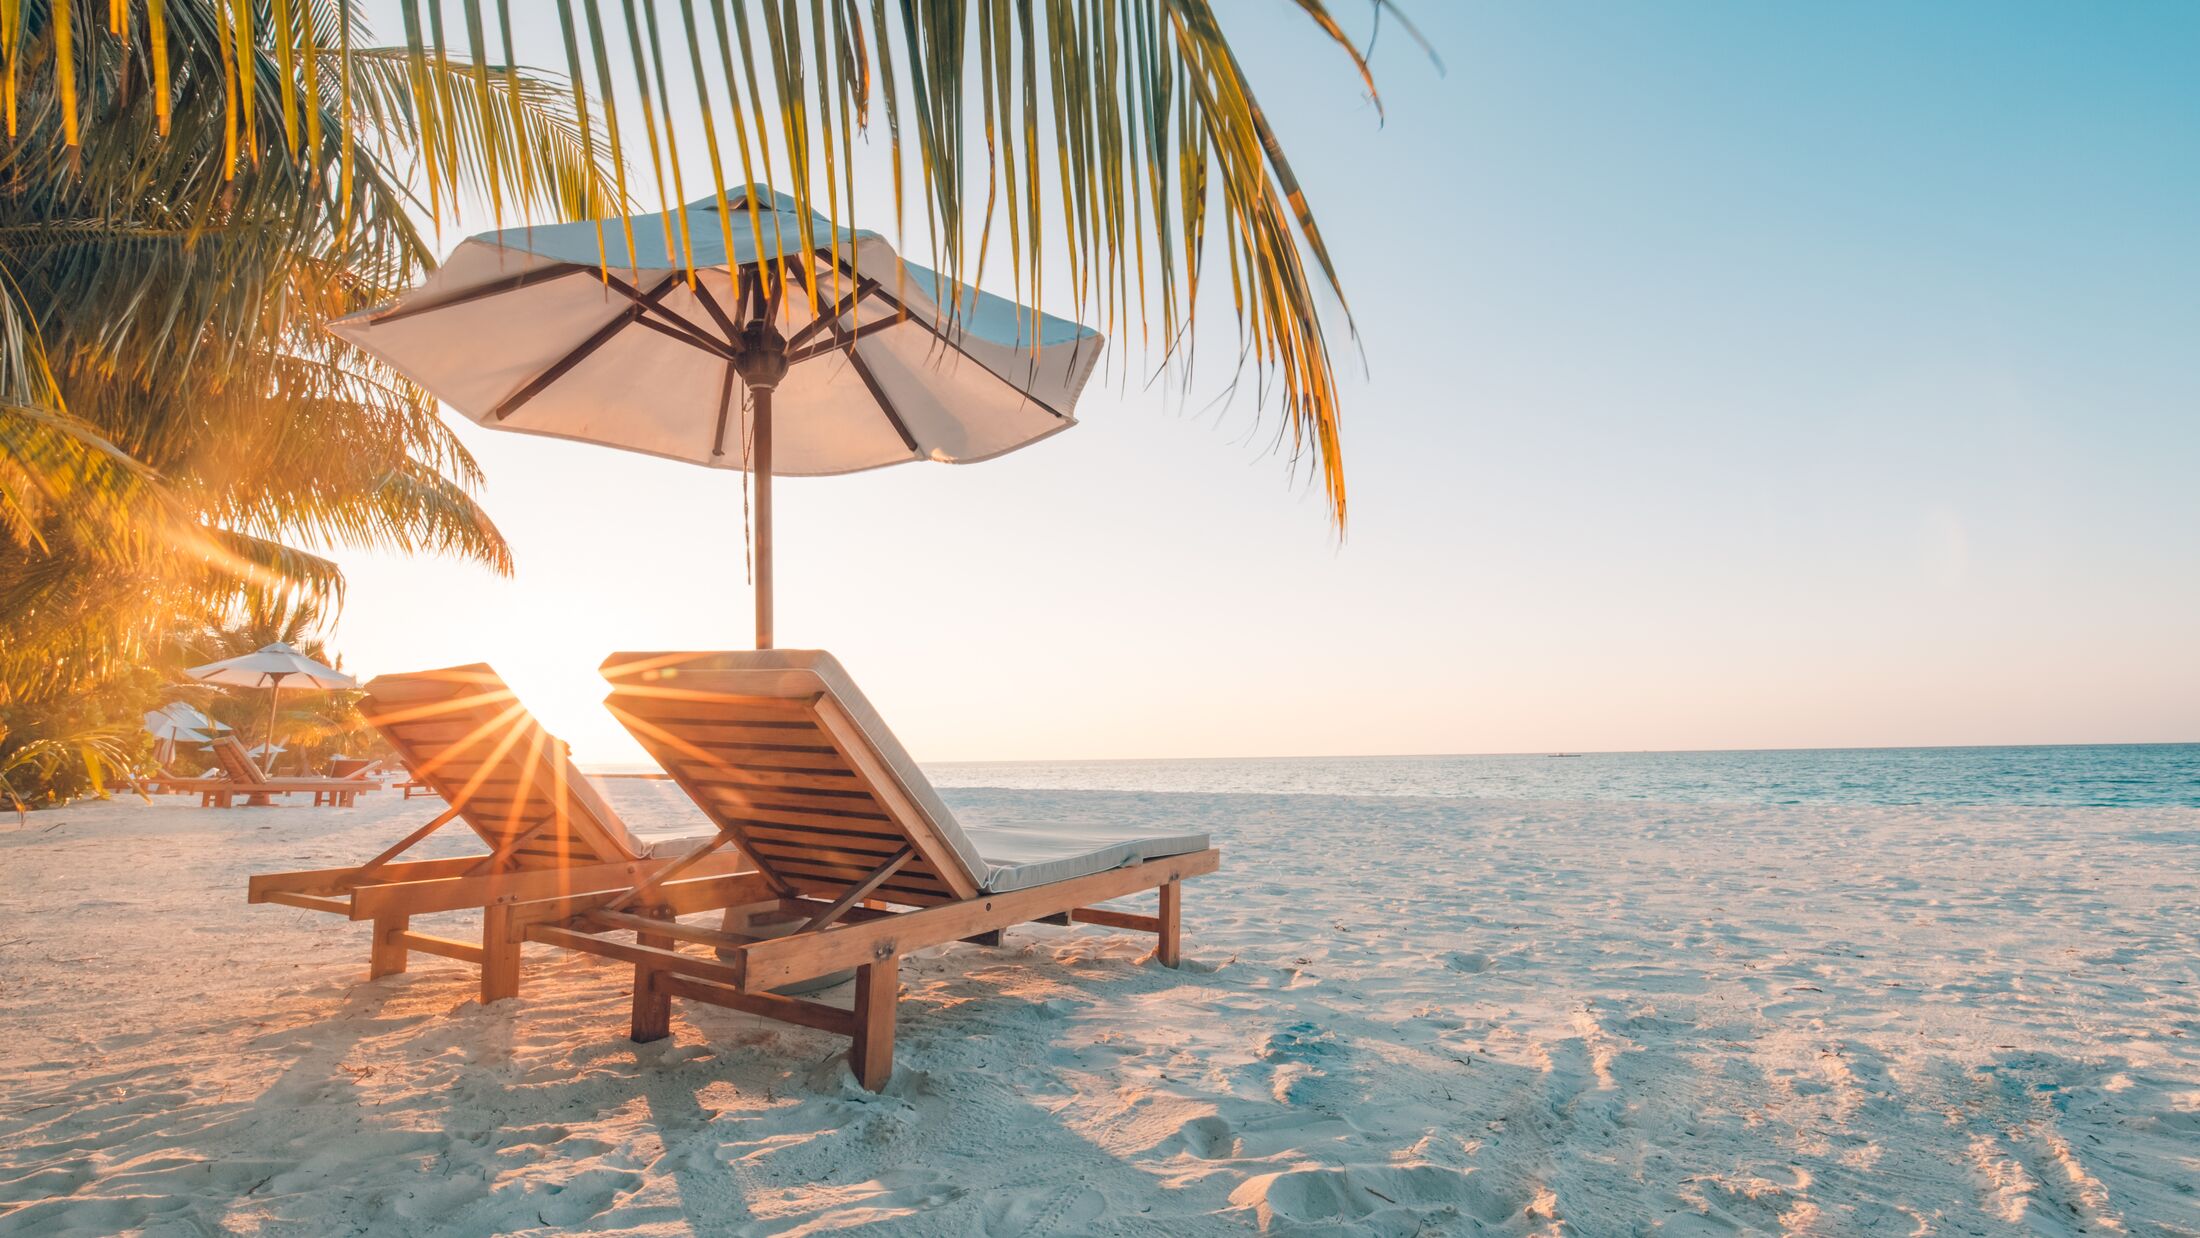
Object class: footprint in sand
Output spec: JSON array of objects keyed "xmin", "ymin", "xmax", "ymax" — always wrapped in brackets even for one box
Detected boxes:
[
  {"xmin": 1443, "ymin": 950, "xmax": 1494, "ymax": 974},
  {"xmin": 1229, "ymin": 1164, "xmax": 1522, "ymax": 1232},
  {"xmin": 1171, "ymin": 1113, "xmax": 1243, "ymax": 1159},
  {"xmin": 1252, "ymin": 1021, "xmax": 1354, "ymax": 1107},
  {"xmin": 977, "ymin": 1180, "xmax": 1105, "ymax": 1236}
]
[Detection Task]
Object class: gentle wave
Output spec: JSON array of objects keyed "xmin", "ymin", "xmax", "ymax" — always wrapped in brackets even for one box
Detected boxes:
[{"xmin": 917, "ymin": 744, "xmax": 2200, "ymax": 808}]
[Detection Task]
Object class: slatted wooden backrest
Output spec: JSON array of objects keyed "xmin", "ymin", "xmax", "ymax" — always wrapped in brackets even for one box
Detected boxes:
[
  {"xmin": 211, "ymin": 736, "xmax": 269, "ymax": 785},
  {"xmin": 361, "ymin": 664, "xmax": 646, "ymax": 869},
  {"xmin": 601, "ymin": 651, "xmax": 986, "ymax": 907}
]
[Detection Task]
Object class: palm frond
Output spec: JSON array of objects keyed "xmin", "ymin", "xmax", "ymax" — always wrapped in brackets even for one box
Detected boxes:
[
  {"xmin": 0, "ymin": 0, "xmax": 592, "ymax": 710},
  {"xmin": 332, "ymin": 45, "xmax": 620, "ymax": 224}
]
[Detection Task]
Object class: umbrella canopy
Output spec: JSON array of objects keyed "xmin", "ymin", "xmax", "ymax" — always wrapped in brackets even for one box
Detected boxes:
[
  {"xmin": 187, "ymin": 643, "xmax": 356, "ymax": 762},
  {"xmin": 330, "ymin": 185, "xmax": 1104, "ymax": 647},
  {"xmin": 150, "ymin": 702, "xmax": 231, "ymax": 734},
  {"xmin": 187, "ymin": 642, "xmax": 357, "ymax": 691},
  {"xmin": 143, "ymin": 709, "xmax": 211, "ymax": 744}
]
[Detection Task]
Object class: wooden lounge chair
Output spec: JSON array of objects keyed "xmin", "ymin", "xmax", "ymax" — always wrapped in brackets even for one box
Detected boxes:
[
  {"xmin": 246, "ymin": 664, "xmax": 747, "ymax": 1000},
  {"xmin": 506, "ymin": 650, "xmax": 1219, "ymax": 1090},
  {"xmin": 158, "ymin": 736, "xmax": 383, "ymax": 807}
]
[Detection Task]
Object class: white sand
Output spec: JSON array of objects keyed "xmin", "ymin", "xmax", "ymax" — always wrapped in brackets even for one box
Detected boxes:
[{"xmin": 1, "ymin": 784, "xmax": 2195, "ymax": 1236}]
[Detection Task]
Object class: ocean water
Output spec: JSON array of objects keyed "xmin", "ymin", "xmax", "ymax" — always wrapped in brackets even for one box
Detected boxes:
[{"xmin": 920, "ymin": 744, "xmax": 2200, "ymax": 808}]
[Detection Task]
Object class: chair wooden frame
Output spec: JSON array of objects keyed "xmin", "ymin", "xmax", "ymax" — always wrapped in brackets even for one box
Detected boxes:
[
  {"xmin": 246, "ymin": 665, "xmax": 746, "ymax": 1001},
  {"xmin": 516, "ymin": 651, "xmax": 1221, "ymax": 1090},
  {"xmin": 158, "ymin": 736, "xmax": 383, "ymax": 807},
  {"xmin": 508, "ymin": 847, "xmax": 1217, "ymax": 1091}
]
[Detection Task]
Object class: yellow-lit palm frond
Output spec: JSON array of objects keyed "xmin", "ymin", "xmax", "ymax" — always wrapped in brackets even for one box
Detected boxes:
[{"xmin": 0, "ymin": 0, "xmax": 588, "ymax": 709}]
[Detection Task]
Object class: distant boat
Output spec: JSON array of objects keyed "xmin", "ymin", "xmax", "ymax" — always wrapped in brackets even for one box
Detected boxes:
[{"xmin": 1546, "ymin": 752, "xmax": 1581, "ymax": 758}]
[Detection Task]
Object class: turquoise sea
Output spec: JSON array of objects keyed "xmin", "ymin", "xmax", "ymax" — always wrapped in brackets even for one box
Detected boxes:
[{"xmin": 920, "ymin": 743, "xmax": 2200, "ymax": 808}]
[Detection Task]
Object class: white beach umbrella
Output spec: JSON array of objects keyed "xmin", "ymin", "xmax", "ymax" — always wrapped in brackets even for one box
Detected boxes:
[
  {"xmin": 154, "ymin": 702, "xmax": 231, "ymax": 735},
  {"xmin": 186, "ymin": 642, "xmax": 357, "ymax": 761},
  {"xmin": 330, "ymin": 185, "xmax": 1104, "ymax": 648},
  {"xmin": 143, "ymin": 714, "xmax": 211, "ymax": 743},
  {"xmin": 143, "ymin": 708, "xmax": 211, "ymax": 764}
]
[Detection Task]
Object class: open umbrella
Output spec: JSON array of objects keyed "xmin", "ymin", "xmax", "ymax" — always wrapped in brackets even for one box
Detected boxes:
[
  {"xmin": 154, "ymin": 702, "xmax": 231, "ymax": 735},
  {"xmin": 186, "ymin": 642, "xmax": 357, "ymax": 767},
  {"xmin": 331, "ymin": 185, "xmax": 1104, "ymax": 648},
  {"xmin": 143, "ymin": 706, "xmax": 212, "ymax": 765}
]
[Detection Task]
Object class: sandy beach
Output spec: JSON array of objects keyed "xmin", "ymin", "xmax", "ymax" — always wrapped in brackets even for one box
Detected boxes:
[{"xmin": 0, "ymin": 783, "xmax": 2193, "ymax": 1235}]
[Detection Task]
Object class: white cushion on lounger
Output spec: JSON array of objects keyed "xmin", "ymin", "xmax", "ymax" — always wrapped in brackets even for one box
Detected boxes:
[
  {"xmin": 605, "ymin": 650, "xmax": 1208, "ymax": 894},
  {"xmin": 644, "ymin": 834, "xmax": 724, "ymax": 859},
  {"xmin": 963, "ymin": 822, "xmax": 1211, "ymax": 893},
  {"xmin": 622, "ymin": 650, "xmax": 994, "ymax": 887}
]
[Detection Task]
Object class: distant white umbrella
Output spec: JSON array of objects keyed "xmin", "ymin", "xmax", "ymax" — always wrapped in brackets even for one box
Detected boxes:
[
  {"xmin": 143, "ymin": 707, "xmax": 211, "ymax": 764},
  {"xmin": 143, "ymin": 714, "xmax": 210, "ymax": 743},
  {"xmin": 331, "ymin": 185, "xmax": 1104, "ymax": 649},
  {"xmin": 186, "ymin": 643, "xmax": 357, "ymax": 765},
  {"xmin": 152, "ymin": 702, "xmax": 230, "ymax": 735}
]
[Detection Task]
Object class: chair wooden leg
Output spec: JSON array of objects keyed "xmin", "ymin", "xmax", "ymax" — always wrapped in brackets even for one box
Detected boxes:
[
  {"xmin": 962, "ymin": 929, "xmax": 1005, "ymax": 948},
  {"xmin": 851, "ymin": 956, "xmax": 899, "ymax": 1090},
  {"xmin": 480, "ymin": 904, "xmax": 520, "ymax": 1003},
  {"xmin": 1157, "ymin": 879, "xmax": 1182, "ymax": 968},
  {"xmin": 630, "ymin": 967, "xmax": 672, "ymax": 1042},
  {"xmin": 629, "ymin": 912, "xmax": 675, "ymax": 1043},
  {"xmin": 369, "ymin": 915, "xmax": 410, "ymax": 978}
]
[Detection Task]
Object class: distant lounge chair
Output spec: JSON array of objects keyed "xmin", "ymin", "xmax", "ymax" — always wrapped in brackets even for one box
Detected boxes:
[
  {"xmin": 156, "ymin": 737, "xmax": 382, "ymax": 807},
  {"xmin": 512, "ymin": 651, "xmax": 1218, "ymax": 1090},
  {"xmin": 308, "ymin": 760, "xmax": 385, "ymax": 805},
  {"xmin": 246, "ymin": 665, "xmax": 747, "ymax": 1001}
]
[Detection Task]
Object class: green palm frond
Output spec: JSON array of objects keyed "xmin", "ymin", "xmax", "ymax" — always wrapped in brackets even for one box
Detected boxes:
[
  {"xmin": 331, "ymin": 45, "xmax": 621, "ymax": 224},
  {"xmin": 0, "ymin": 726, "xmax": 149, "ymax": 820},
  {"xmin": 0, "ymin": 398, "xmax": 150, "ymax": 552}
]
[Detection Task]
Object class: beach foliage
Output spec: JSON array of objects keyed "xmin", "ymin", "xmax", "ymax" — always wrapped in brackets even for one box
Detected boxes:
[
  {"xmin": 166, "ymin": 597, "xmax": 388, "ymax": 773},
  {"xmin": 0, "ymin": 665, "xmax": 155, "ymax": 817},
  {"xmin": 0, "ymin": 0, "xmax": 609, "ymax": 796}
]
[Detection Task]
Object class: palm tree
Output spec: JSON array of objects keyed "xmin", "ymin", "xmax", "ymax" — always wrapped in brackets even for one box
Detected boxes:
[
  {"xmin": 167, "ymin": 595, "xmax": 381, "ymax": 770},
  {"xmin": 4, "ymin": 0, "xmax": 1416, "ymax": 530},
  {"xmin": 0, "ymin": 0, "xmax": 615, "ymax": 802},
  {"xmin": 0, "ymin": 1, "xmax": 614, "ymax": 710}
]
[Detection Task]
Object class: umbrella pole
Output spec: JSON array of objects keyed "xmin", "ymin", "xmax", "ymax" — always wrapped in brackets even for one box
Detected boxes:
[
  {"xmin": 734, "ymin": 317, "xmax": 788, "ymax": 652},
  {"xmin": 264, "ymin": 676, "xmax": 284, "ymax": 772},
  {"xmin": 754, "ymin": 386, "xmax": 774, "ymax": 650}
]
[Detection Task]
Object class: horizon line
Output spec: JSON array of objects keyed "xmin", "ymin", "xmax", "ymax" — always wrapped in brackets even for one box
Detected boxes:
[{"xmin": 580, "ymin": 737, "xmax": 2198, "ymax": 771}]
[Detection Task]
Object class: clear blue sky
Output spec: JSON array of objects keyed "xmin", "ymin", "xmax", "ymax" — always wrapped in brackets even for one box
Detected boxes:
[{"xmin": 337, "ymin": 1, "xmax": 2199, "ymax": 762}]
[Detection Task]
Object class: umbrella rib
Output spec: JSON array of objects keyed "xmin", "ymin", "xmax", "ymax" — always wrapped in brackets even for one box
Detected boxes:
[
  {"xmin": 841, "ymin": 343, "xmax": 921, "ymax": 454},
  {"xmin": 633, "ymin": 315, "xmax": 735, "ymax": 358},
  {"xmin": 368, "ymin": 262, "xmax": 591, "ymax": 324},
  {"xmin": 690, "ymin": 281, "xmax": 740, "ymax": 344},
  {"xmin": 849, "ymin": 281, "xmax": 1073, "ymax": 422},
  {"xmin": 710, "ymin": 359, "xmax": 738, "ymax": 458},
  {"xmin": 599, "ymin": 271, "xmax": 735, "ymax": 356},
  {"xmin": 809, "ymin": 255, "xmax": 1074, "ymax": 422},
  {"xmin": 493, "ymin": 275, "xmax": 681, "ymax": 420},
  {"xmin": 783, "ymin": 309, "xmax": 906, "ymax": 367},
  {"xmin": 783, "ymin": 281, "xmax": 872, "ymax": 351}
]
